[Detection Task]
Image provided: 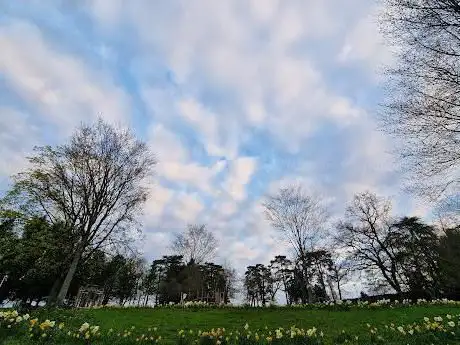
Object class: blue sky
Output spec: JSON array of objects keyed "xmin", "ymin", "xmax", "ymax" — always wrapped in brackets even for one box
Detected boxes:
[{"xmin": 0, "ymin": 0, "xmax": 431, "ymax": 296}]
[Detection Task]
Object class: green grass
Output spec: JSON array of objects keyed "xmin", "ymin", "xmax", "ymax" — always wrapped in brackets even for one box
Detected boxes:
[{"xmin": 22, "ymin": 305, "xmax": 460, "ymax": 343}]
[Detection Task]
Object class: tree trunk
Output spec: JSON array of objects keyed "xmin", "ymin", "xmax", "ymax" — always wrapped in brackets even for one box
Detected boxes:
[
  {"xmin": 337, "ymin": 281, "xmax": 342, "ymax": 300},
  {"xmin": 56, "ymin": 248, "xmax": 83, "ymax": 306},
  {"xmin": 47, "ymin": 275, "xmax": 64, "ymax": 306}
]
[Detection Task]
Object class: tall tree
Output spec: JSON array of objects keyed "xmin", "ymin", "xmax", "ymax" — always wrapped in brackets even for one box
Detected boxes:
[
  {"xmin": 307, "ymin": 250, "xmax": 333, "ymax": 302},
  {"xmin": 171, "ymin": 224, "xmax": 218, "ymax": 264},
  {"xmin": 336, "ymin": 192, "xmax": 404, "ymax": 294},
  {"xmin": 438, "ymin": 226, "xmax": 460, "ymax": 298},
  {"xmin": 244, "ymin": 264, "xmax": 273, "ymax": 306},
  {"xmin": 9, "ymin": 119, "xmax": 156, "ymax": 305},
  {"xmin": 269, "ymin": 255, "xmax": 293, "ymax": 305},
  {"xmin": 380, "ymin": 0, "xmax": 460, "ymax": 198},
  {"xmin": 263, "ymin": 185, "xmax": 328, "ymax": 303},
  {"xmin": 391, "ymin": 217, "xmax": 440, "ymax": 298}
]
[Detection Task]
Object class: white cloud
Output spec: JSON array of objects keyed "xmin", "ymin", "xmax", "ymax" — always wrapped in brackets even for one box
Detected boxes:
[
  {"xmin": 172, "ymin": 192, "xmax": 205, "ymax": 223},
  {"xmin": 0, "ymin": 108, "xmax": 38, "ymax": 179},
  {"xmin": 148, "ymin": 123, "xmax": 225, "ymax": 194},
  {"xmin": 87, "ymin": 0, "xmax": 376, "ymax": 154},
  {"xmin": 337, "ymin": 6, "xmax": 395, "ymax": 77},
  {"xmin": 148, "ymin": 124, "xmax": 188, "ymax": 162},
  {"xmin": 143, "ymin": 183, "xmax": 174, "ymax": 226},
  {"xmin": 223, "ymin": 157, "xmax": 258, "ymax": 202},
  {"xmin": 177, "ymin": 98, "xmax": 235, "ymax": 158},
  {"xmin": 0, "ymin": 20, "xmax": 130, "ymax": 135}
]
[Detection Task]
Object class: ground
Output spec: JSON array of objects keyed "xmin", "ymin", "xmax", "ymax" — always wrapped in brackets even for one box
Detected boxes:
[{"xmin": 2, "ymin": 305, "xmax": 460, "ymax": 344}]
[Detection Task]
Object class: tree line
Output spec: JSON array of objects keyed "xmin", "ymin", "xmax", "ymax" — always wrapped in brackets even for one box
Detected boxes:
[
  {"xmin": 242, "ymin": 189, "xmax": 460, "ymax": 306},
  {"xmin": 0, "ymin": 211, "xmax": 236, "ymax": 307}
]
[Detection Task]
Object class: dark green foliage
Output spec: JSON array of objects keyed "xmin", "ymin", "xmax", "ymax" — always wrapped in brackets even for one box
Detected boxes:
[{"xmin": 438, "ymin": 226, "xmax": 460, "ymax": 299}]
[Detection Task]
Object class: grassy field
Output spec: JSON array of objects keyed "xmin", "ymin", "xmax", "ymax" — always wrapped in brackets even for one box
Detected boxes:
[
  {"xmin": 38, "ymin": 305, "xmax": 460, "ymax": 339},
  {"xmin": 2, "ymin": 304, "xmax": 460, "ymax": 344}
]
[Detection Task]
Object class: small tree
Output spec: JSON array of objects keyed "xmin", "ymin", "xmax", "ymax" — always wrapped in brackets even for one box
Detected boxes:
[
  {"xmin": 171, "ymin": 224, "xmax": 218, "ymax": 264},
  {"xmin": 263, "ymin": 185, "xmax": 328, "ymax": 303},
  {"xmin": 10, "ymin": 119, "xmax": 156, "ymax": 305},
  {"xmin": 329, "ymin": 257, "xmax": 350, "ymax": 301}
]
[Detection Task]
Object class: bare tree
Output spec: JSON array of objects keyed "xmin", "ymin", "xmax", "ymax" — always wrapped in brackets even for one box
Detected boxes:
[
  {"xmin": 380, "ymin": 0, "xmax": 460, "ymax": 199},
  {"xmin": 263, "ymin": 185, "xmax": 328, "ymax": 303},
  {"xmin": 11, "ymin": 119, "xmax": 156, "ymax": 305},
  {"xmin": 328, "ymin": 257, "xmax": 351, "ymax": 301},
  {"xmin": 336, "ymin": 191, "xmax": 404, "ymax": 294},
  {"xmin": 171, "ymin": 224, "xmax": 218, "ymax": 264},
  {"xmin": 433, "ymin": 194, "xmax": 460, "ymax": 231}
]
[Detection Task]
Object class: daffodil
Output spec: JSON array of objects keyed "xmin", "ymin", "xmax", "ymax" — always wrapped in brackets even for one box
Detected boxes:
[{"xmin": 79, "ymin": 322, "xmax": 90, "ymax": 333}]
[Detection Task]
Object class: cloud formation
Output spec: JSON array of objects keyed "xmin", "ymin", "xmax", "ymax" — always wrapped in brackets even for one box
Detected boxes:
[{"xmin": 0, "ymin": 0, "xmax": 426, "ymax": 291}]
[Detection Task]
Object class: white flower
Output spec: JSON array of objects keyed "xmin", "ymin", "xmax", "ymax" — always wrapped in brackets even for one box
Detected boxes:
[
  {"xmin": 15, "ymin": 316, "xmax": 22, "ymax": 323},
  {"xmin": 23, "ymin": 314, "xmax": 30, "ymax": 320},
  {"xmin": 275, "ymin": 329, "xmax": 283, "ymax": 339},
  {"xmin": 244, "ymin": 323, "xmax": 249, "ymax": 330},
  {"xmin": 306, "ymin": 327, "xmax": 317, "ymax": 337},
  {"xmin": 434, "ymin": 316, "xmax": 443, "ymax": 322},
  {"xmin": 424, "ymin": 317, "xmax": 429, "ymax": 322},
  {"xmin": 448, "ymin": 321, "xmax": 456, "ymax": 327},
  {"xmin": 79, "ymin": 322, "xmax": 90, "ymax": 333}
]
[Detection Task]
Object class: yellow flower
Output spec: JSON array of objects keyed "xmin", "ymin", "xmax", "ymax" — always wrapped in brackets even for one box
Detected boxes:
[
  {"xmin": 266, "ymin": 336, "xmax": 272, "ymax": 342},
  {"xmin": 58, "ymin": 323, "xmax": 65, "ymax": 330},
  {"xmin": 30, "ymin": 318, "xmax": 38, "ymax": 326}
]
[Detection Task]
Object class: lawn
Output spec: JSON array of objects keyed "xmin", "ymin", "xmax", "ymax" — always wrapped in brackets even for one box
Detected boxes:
[{"xmin": 2, "ymin": 304, "xmax": 460, "ymax": 344}]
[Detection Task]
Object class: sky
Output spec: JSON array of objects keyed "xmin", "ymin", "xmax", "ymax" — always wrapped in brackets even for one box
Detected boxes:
[{"xmin": 0, "ymin": 0, "xmax": 433, "ymax": 297}]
